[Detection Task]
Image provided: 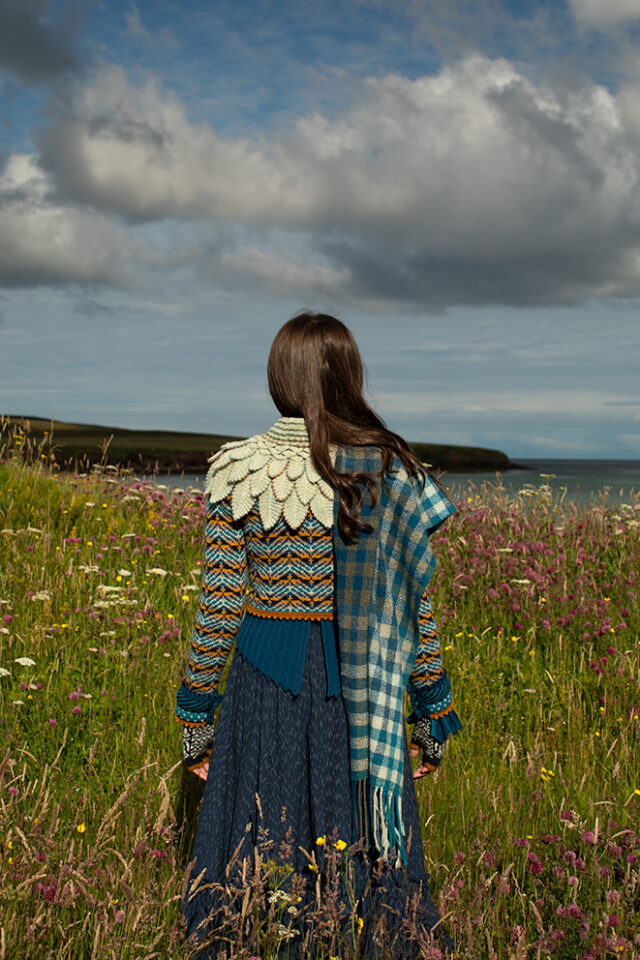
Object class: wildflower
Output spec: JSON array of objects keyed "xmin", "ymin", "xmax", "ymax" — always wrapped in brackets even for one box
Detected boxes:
[
  {"xmin": 334, "ymin": 839, "xmax": 347, "ymax": 851},
  {"xmin": 69, "ymin": 691, "xmax": 80, "ymax": 701},
  {"xmin": 14, "ymin": 657, "xmax": 36, "ymax": 666},
  {"xmin": 0, "ymin": 667, "xmax": 11, "ymax": 678},
  {"xmin": 527, "ymin": 852, "xmax": 543, "ymax": 875},
  {"xmin": 582, "ymin": 830, "xmax": 596, "ymax": 845},
  {"xmin": 76, "ymin": 823, "xmax": 86, "ymax": 833},
  {"xmin": 315, "ymin": 836, "xmax": 326, "ymax": 846},
  {"xmin": 71, "ymin": 706, "xmax": 82, "ymax": 715},
  {"xmin": 357, "ymin": 917, "xmax": 364, "ymax": 935}
]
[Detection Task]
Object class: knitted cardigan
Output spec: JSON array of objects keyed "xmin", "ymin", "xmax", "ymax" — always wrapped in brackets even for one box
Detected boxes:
[{"xmin": 176, "ymin": 417, "xmax": 460, "ymax": 770}]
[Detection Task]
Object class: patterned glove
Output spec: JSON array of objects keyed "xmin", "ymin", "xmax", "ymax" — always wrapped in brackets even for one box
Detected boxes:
[
  {"xmin": 181, "ymin": 723, "xmax": 215, "ymax": 773},
  {"xmin": 410, "ymin": 717, "xmax": 445, "ymax": 770}
]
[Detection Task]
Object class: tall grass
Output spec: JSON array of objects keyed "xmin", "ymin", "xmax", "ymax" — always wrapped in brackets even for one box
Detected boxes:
[{"xmin": 1, "ymin": 414, "xmax": 639, "ymax": 959}]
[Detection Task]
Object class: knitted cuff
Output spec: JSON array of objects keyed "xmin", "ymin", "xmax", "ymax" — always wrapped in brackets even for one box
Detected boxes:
[
  {"xmin": 410, "ymin": 717, "xmax": 445, "ymax": 769},
  {"xmin": 182, "ymin": 723, "xmax": 215, "ymax": 771},
  {"xmin": 175, "ymin": 679, "xmax": 222, "ymax": 726},
  {"xmin": 407, "ymin": 674, "xmax": 452, "ymax": 721}
]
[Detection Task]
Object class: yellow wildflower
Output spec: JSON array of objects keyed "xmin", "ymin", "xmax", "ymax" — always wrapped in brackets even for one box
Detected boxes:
[
  {"xmin": 76, "ymin": 822, "xmax": 86, "ymax": 833},
  {"xmin": 334, "ymin": 839, "xmax": 347, "ymax": 851},
  {"xmin": 315, "ymin": 836, "xmax": 326, "ymax": 846}
]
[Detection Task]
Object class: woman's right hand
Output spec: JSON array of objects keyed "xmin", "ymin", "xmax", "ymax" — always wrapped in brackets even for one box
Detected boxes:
[
  {"xmin": 410, "ymin": 717, "xmax": 444, "ymax": 779},
  {"xmin": 410, "ymin": 743, "xmax": 436, "ymax": 779}
]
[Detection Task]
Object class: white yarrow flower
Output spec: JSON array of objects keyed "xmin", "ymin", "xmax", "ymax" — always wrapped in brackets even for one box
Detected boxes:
[
  {"xmin": 14, "ymin": 657, "xmax": 36, "ymax": 667},
  {"xmin": 0, "ymin": 667, "xmax": 12, "ymax": 678}
]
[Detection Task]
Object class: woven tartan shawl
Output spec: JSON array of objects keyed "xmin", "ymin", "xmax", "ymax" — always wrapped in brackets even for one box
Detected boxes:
[{"xmin": 332, "ymin": 444, "xmax": 456, "ymax": 867}]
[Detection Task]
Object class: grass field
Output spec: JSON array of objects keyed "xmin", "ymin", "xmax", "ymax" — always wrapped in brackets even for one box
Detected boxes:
[{"xmin": 1, "ymin": 417, "xmax": 639, "ymax": 959}]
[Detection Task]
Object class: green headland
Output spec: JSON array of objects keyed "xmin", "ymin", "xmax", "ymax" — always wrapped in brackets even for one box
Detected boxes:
[{"xmin": 4, "ymin": 414, "xmax": 512, "ymax": 474}]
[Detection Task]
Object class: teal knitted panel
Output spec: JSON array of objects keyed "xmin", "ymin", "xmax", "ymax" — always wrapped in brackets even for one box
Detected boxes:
[{"xmin": 235, "ymin": 613, "xmax": 341, "ymax": 698}]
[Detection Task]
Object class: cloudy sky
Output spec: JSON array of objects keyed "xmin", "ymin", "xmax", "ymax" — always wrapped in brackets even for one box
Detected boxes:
[{"xmin": 1, "ymin": 0, "xmax": 640, "ymax": 458}]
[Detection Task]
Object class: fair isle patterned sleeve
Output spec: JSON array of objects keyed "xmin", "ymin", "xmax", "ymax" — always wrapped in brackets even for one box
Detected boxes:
[
  {"xmin": 406, "ymin": 588, "xmax": 462, "ymax": 746},
  {"xmin": 176, "ymin": 495, "xmax": 247, "ymax": 771}
]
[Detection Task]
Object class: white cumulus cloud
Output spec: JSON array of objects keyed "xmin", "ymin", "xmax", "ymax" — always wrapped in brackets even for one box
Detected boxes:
[
  {"xmin": 0, "ymin": 153, "xmax": 134, "ymax": 288},
  {"xmin": 20, "ymin": 55, "xmax": 640, "ymax": 307},
  {"xmin": 569, "ymin": 0, "xmax": 640, "ymax": 26}
]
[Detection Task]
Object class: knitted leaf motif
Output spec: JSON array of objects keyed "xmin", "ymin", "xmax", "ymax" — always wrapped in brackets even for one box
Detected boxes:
[
  {"xmin": 283, "ymin": 488, "xmax": 307, "ymax": 529},
  {"xmin": 204, "ymin": 423, "xmax": 337, "ymax": 530}
]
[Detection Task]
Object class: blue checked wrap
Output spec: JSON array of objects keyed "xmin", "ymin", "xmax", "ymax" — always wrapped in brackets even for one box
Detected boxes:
[{"xmin": 333, "ymin": 445, "xmax": 456, "ymax": 867}]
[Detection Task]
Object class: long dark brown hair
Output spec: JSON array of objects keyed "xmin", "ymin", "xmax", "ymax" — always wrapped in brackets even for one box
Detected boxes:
[{"xmin": 267, "ymin": 311, "xmax": 428, "ymax": 543}]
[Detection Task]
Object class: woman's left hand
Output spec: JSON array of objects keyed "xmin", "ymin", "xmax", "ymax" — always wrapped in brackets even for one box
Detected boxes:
[{"xmin": 192, "ymin": 759, "xmax": 209, "ymax": 781}]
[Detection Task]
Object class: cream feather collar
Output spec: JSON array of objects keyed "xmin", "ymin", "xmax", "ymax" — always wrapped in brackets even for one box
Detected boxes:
[{"xmin": 204, "ymin": 417, "xmax": 336, "ymax": 530}]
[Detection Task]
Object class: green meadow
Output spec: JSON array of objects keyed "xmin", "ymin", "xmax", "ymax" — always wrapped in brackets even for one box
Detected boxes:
[{"xmin": 1, "ymin": 416, "xmax": 639, "ymax": 959}]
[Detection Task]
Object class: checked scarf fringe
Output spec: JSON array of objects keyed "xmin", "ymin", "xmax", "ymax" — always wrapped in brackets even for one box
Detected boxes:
[{"xmin": 332, "ymin": 444, "xmax": 456, "ymax": 867}]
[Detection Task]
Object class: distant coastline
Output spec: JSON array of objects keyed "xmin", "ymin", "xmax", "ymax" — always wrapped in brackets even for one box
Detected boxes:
[{"xmin": 4, "ymin": 414, "xmax": 513, "ymax": 474}]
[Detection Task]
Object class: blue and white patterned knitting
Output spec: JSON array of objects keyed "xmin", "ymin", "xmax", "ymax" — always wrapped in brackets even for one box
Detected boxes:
[{"xmin": 175, "ymin": 417, "xmax": 461, "ymax": 845}]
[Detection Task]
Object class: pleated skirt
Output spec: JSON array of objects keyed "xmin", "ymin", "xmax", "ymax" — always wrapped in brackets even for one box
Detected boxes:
[{"xmin": 180, "ymin": 622, "xmax": 452, "ymax": 959}]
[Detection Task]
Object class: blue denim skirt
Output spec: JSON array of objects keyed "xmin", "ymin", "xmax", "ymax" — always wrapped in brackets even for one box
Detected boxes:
[{"xmin": 180, "ymin": 621, "xmax": 452, "ymax": 958}]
